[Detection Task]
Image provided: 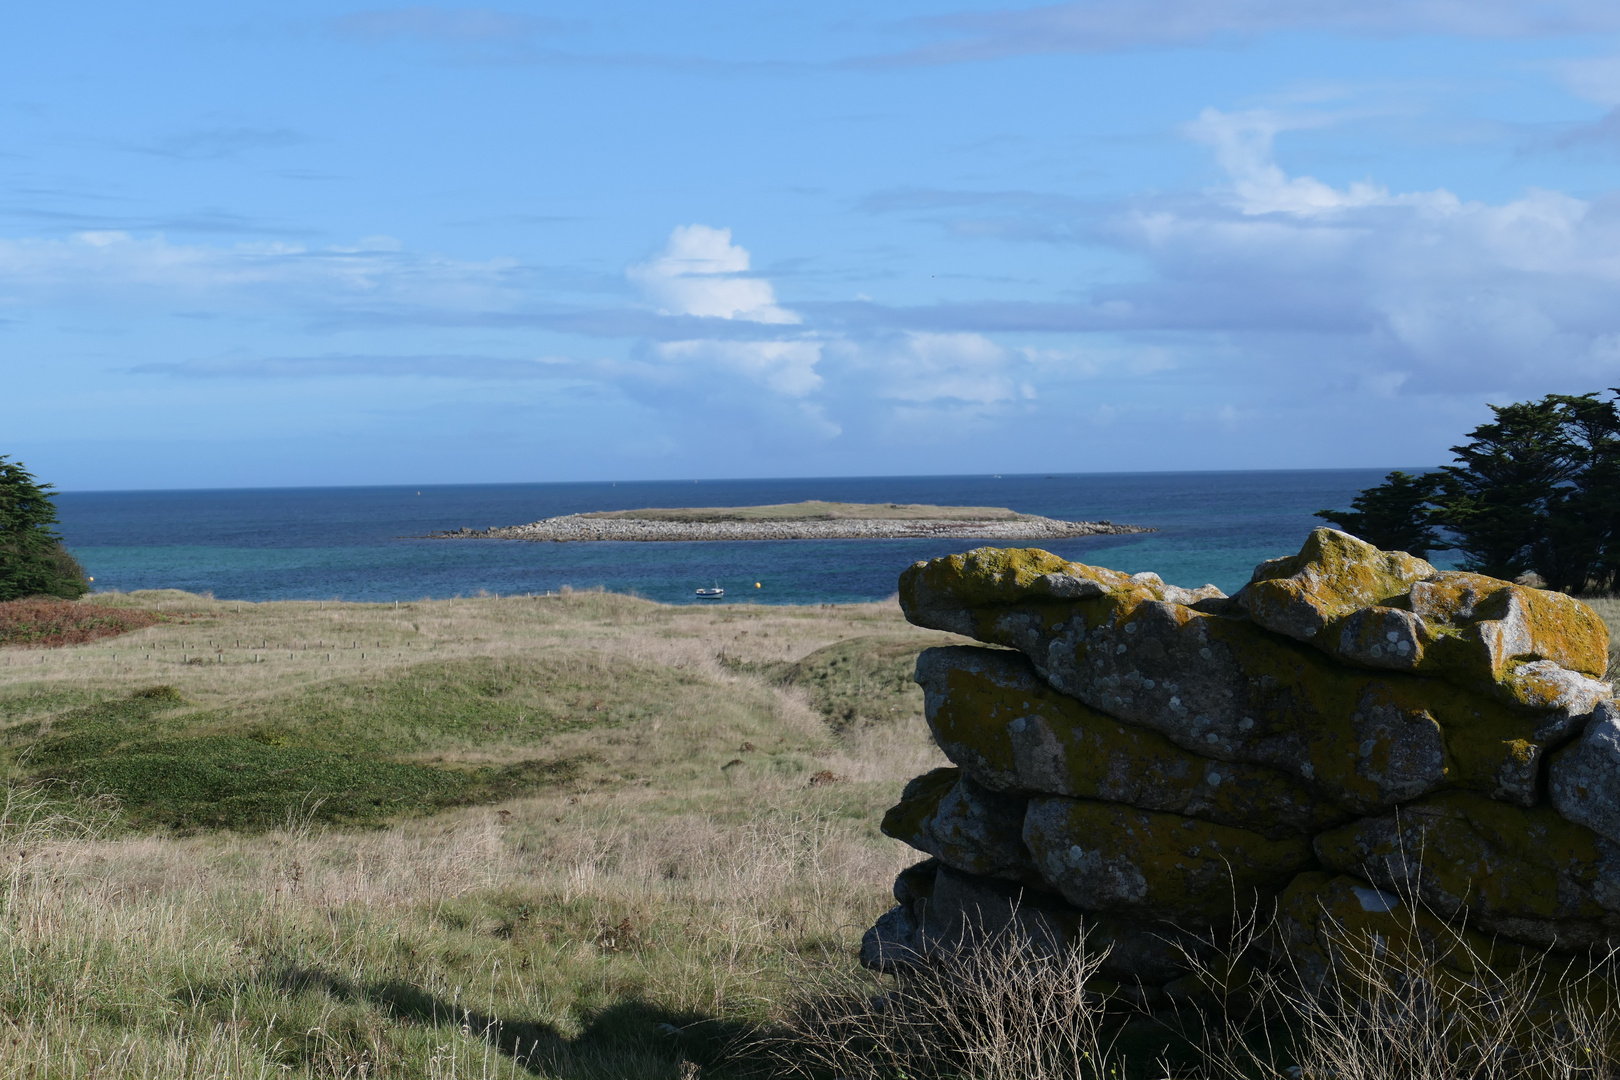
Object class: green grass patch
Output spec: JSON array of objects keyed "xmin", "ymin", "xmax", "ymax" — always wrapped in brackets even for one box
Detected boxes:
[
  {"xmin": 45, "ymin": 735, "xmax": 490, "ymax": 830},
  {"xmin": 8, "ymin": 691, "xmax": 588, "ymax": 830},
  {"xmin": 730, "ymin": 634, "xmax": 926, "ymax": 733},
  {"xmin": 0, "ymin": 655, "xmax": 709, "ymax": 829},
  {"xmin": 235, "ymin": 654, "xmax": 712, "ymax": 756},
  {"xmin": 0, "ymin": 684, "xmax": 111, "ymax": 725}
]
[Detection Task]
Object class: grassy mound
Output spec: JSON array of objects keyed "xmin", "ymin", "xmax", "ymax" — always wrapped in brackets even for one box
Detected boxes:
[
  {"xmin": 0, "ymin": 598, "xmax": 160, "ymax": 647},
  {"xmin": 732, "ymin": 634, "xmax": 929, "ymax": 734}
]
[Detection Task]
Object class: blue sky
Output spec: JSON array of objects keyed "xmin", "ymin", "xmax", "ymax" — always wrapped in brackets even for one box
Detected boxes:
[{"xmin": 5, "ymin": 2, "xmax": 1620, "ymax": 490}]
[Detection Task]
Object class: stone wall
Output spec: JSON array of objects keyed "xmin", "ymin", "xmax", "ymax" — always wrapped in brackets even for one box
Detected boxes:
[{"xmin": 864, "ymin": 528, "xmax": 1618, "ymax": 1000}]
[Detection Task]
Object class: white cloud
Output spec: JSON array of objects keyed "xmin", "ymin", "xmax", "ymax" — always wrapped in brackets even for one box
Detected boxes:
[
  {"xmin": 874, "ymin": 332, "xmax": 1024, "ymax": 404},
  {"xmin": 0, "ymin": 230, "xmax": 522, "ymax": 311},
  {"xmin": 653, "ymin": 338, "xmax": 823, "ymax": 396},
  {"xmin": 1187, "ymin": 109, "xmax": 1391, "ymax": 216},
  {"xmin": 621, "ymin": 226, "xmax": 823, "ymax": 416},
  {"xmin": 628, "ymin": 224, "xmax": 799, "ymax": 324},
  {"xmin": 1103, "ymin": 110, "xmax": 1620, "ymax": 393}
]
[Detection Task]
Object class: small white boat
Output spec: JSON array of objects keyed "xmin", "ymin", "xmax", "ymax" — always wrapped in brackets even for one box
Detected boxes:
[{"xmin": 695, "ymin": 586, "xmax": 724, "ymax": 598}]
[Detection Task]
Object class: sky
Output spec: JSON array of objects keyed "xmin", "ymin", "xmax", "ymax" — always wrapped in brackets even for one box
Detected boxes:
[{"xmin": 5, "ymin": 2, "xmax": 1620, "ymax": 490}]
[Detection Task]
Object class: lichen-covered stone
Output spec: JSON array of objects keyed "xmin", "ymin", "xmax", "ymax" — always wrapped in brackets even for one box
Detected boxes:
[
  {"xmin": 880, "ymin": 767, "xmax": 960, "ymax": 849},
  {"xmin": 877, "ymin": 534, "xmax": 1620, "ymax": 996},
  {"xmin": 864, "ymin": 864, "xmax": 1077, "ymax": 972},
  {"xmin": 866, "ymin": 861, "xmax": 1206, "ymax": 986},
  {"xmin": 1022, "ymin": 797, "xmax": 1315, "ymax": 920},
  {"xmin": 1313, "ymin": 792, "xmax": 1620, "ymax": 950},
  {"xmin": 917, "ymin": 644, "xmax": 1349, "ymax": 837},
  {"xmin": 861, "ymin": 903, "xmax": 925, "ymax": 973},
  {"xmin": 1239, "ymin": 528, "xmax": 1433, "ymax": 642},
  {"xmin": 900, "ymin": 546, "xmax": 1225, "ymax": 636},
  {"xmin": 901, "ymin": 548, "xmax": 1551, "ymax": 811},
  {"xmin": 1500, "ymin": 660, "xmax": 1612, "ymax": 745},
  {"xmin": 879, "ymin": 766, "xmax": 1037, "ymax": 883},
  {"xmin": 1408, "ymin": 571, "xmax": 1609, "ymax": 681},
  {"xmin": 893, "ymin": 856, "xmax": 940, "ymax": 906},
  {"xmin": 1264, "ymin": 871, "xmax": 1533, "ymax": 993},
  {"xmin": 1239, "ymin": 528, "xmax": 1610, "ymax": 694},
  {"xmin": 1550, "ymin": 701, "xmax": 1620, "ymax": 846}
]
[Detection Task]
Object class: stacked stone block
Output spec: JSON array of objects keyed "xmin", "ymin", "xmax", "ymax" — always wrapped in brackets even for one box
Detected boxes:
[{"xmin": 864, "ymin": 528, "xmax": 1619, "ymax": 995}]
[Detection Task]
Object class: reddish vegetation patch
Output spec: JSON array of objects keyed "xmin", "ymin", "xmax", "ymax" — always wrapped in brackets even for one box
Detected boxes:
[{"xmin": 0, "ymin": 599, "xmax": 160, "ymax": 648}]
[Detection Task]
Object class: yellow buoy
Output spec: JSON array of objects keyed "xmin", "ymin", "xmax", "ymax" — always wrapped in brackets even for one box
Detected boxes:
[{"xmin": 755, "ymin": 582, "xmax": 761, "ymax": 588}]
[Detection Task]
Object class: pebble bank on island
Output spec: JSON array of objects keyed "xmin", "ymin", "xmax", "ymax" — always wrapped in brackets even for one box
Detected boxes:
[{"xmin": 425, "ymin": 500, "xmax": 1153, "ymax": 543}]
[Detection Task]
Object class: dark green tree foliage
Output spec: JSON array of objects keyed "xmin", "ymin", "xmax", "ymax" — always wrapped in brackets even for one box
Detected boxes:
[
  {"xmin": 1318, "ymin": 391, "xmax": 1620, "ymax": 593},
  {"xmin": 0, "ymin": 456, "xmax": 88, "ymax": 601},
  {"xmin": 1314, "ymin": 470, "xmax": 1444, "ymax": 558},
  {"xmin": 1438, "ymin": 396, "xmax": 1581, "ymax": 584},
  {"xmin": 1540, "ymin": 393, "xmax": 1620, "ymax": 592}
]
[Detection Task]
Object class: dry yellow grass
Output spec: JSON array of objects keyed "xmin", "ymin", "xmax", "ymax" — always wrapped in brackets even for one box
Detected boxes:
[{"xmin": 0, "ymin": 589, "xmax": 957, "ymax": 1078}]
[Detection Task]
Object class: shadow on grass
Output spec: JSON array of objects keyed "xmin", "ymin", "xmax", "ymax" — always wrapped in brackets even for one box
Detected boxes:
[{"xmin": 208, "ymin": 963, "xmax": 759, "ymax": 1078}]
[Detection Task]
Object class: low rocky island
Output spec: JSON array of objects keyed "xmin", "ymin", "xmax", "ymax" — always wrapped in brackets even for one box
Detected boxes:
[{"xmin": 426, "ymin": 500, "xmax": 1152, "ymax": 543}]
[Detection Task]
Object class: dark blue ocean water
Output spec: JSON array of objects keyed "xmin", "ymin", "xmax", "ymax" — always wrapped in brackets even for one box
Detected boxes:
[{"xmin": 53, "ymin": 471, "xmax": 1441, "ymax": 605}]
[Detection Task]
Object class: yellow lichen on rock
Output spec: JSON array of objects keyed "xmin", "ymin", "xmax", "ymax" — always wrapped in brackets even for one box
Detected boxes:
[
  {"xmin": 900, "ymin": 545, "xmax": 1225, "ymax": 638},
  {"xmin": 904, "ymin": 537, "xmax": 1595, "ymax": 812},
  {"xmin": 901, "ymin": 546, "xmax": 1122, "ymax": 608},
  {"xmin": 1023, "ymin": 797, "xmax": 1315, "ymax": 920},
  {"xmin": 1266, "ymin": 871, "xmax": 1535, "ymax": 993},
  {"xmin": 1410, "ymin": 571, "xmax": 1609, "ymax": 679},
  {"xmin": 1313, "ymin": 791, "xmax": 1620, "ymax": 948},
  {"xmin": 918, "ymin": 644, "xmax": 1348, "ymax": 836},
  {"xmin": 1239, "ymin": 527, "xmax": 1610, "ymax": 689},
  {"xmin": 1242, "ymin": 528, "xmax": 1435, "ymax": 634},
  {"xmin": 880, "ymin": 766, "xmax": 959, "ymax": 848},
  {"xmin": 880, "ymin": 766, "xmax": 1036, "ymax": 883}
]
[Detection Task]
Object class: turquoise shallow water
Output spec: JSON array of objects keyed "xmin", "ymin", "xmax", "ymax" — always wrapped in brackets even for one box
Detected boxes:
[{"xmin": 54, "ymin": 470, "xmax": 1444, "ymax": 604}]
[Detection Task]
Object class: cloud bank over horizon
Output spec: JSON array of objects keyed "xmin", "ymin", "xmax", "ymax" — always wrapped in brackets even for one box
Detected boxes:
[
  {"xmin": 883, "ymin": 0, "xmax": 1620, "ymax": 64},
  {"xmin": 4, "ymin": 2, "xmax": 1619, "ymax": 489}
]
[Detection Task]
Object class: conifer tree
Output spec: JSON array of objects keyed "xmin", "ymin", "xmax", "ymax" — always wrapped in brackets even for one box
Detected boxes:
[
  {"xmin": 1318, "ymin": 390, "xmax": 1620, "ymax": 592},
  {"xmin": 1314, "ymin": 470, "xmax": 1443, "ymax": 557},
  {"xmin": 0, "ymin": 456, "xmax": 88, "ymax": 601}
]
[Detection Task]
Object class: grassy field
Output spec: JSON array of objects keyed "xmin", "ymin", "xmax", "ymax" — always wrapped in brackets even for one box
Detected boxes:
[
  {"xmin": 0, "ymin": 589, "xmax": 962, "ymax": 1078},
  {"xmin": 3, "ymin": 588, "xmax": 1617, "ymax": 1078},
  {"xmin": 578, "ymin": 501, "xmax": 1032, "ymax": 523}
]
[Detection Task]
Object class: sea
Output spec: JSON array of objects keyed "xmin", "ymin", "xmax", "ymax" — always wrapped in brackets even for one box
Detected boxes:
[{"xmin": 53, "ymin": 471, "xmax": 1445, "ymax": 606}]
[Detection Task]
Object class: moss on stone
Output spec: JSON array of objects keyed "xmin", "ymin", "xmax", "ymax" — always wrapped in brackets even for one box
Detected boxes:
[
  {"xmin": 880, "ymin": 766, "xmax": 960, "ymax": 849},
  {"xmin": 1023, "ymin": 797, "xmax": 1316, "ymax": 920},
  {"xmin": 1313, "ymin": 792, "xmax": 1614, "ymax": 932},
  {"xmin": 920, "ymin": 645, "xmax": 1347, "ymax": 836},
  {"xmin": 1269, "ymin": 871, "xmax": 1537, "ymax": 994}
]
